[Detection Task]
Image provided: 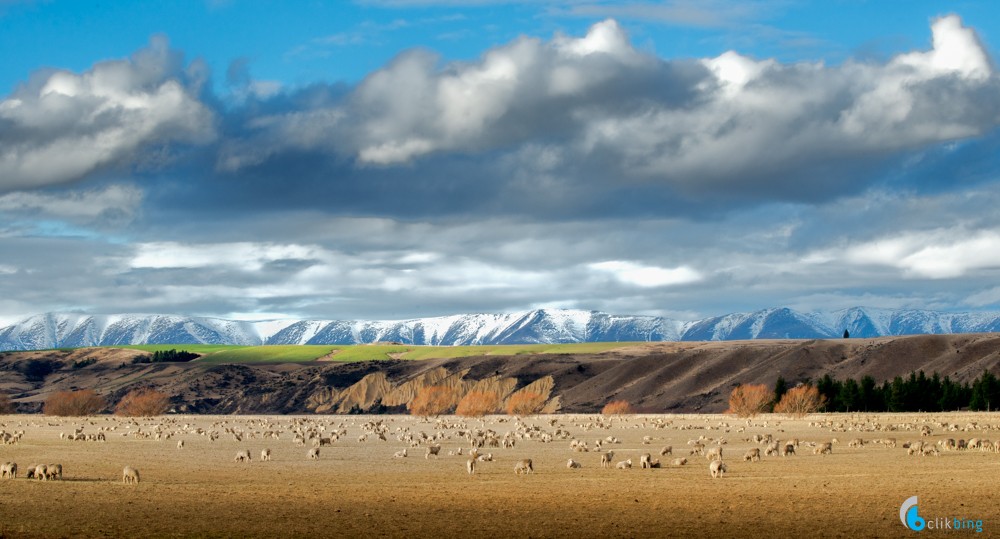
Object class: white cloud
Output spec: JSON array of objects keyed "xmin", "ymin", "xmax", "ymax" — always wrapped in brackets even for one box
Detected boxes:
[
  {"xmin": 590, "ymin": 260, "xmax": 702, "ymax": 287},
  {"xmin": 130, "ymin": 242, "xmax": 327, "ymax": 271},
  {"xmin": 0, "ymin": 36, "xmax": 215, "ymax": 191},
  {"xmin": 815, "ymin": 228, "xmax": 1000, "ymax": 279}
]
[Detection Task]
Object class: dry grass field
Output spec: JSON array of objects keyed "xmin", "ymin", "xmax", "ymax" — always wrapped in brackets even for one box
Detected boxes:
[{"xmin": 1, "ymin": 412, "xmax": 998, "ymax": 538}]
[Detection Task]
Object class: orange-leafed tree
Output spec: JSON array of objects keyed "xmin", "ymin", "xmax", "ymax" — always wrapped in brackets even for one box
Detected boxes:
[
  {"xmin": 455, "ymin": 389, "xmax": 502, "ymax": 418},
  {"xmin": 602, "ymin": 399, "xmax": 633, "ymax": 415},
  {"xmin": 505, "ymin": 390, "xmax": 547, "ymax": 416},
  {"xmin": 774, "ymin": 385, "xmax": 826, "ymax": 418},
  {"xmin": 727, "ymin": 384, "xmax": 775, "ymax": 417},
  {"xmin": 43, "ymin": 389, "xmax": 106, "ymax": 416},
  {"xmin": 115, "ymin": 388, "xmax": 171, "ymax": 416},
  {"xmin": 408, "ymin": 385, "xmax": 460, "ymax": 417}
]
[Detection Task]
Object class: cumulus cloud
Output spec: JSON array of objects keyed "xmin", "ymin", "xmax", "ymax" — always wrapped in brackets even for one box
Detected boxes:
[
  {"xmin": 213, "ymin": 15, "xmax": 1000, "ymax": 208},
  {"xmin": 0, "ymin": 36, "xmax": 215, "ymax": 191}
]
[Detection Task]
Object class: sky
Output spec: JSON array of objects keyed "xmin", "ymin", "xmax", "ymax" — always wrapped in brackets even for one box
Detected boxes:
[{"xmin": 2, "ymin": 1, "xmax": 1000, "ymax": 325}]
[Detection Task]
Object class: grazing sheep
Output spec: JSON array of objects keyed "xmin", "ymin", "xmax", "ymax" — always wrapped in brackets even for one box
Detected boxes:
[
  {"xmin": 615, "ymin": 459, "xmax": 632, "ymax": 470},
  {"xmin": 34, "ymin": 464, "xmax": 47, "ymax": 481},
  {"xmin": 743, "ymin": 448, "xmax": 760, "ymax": 462},
  {"xmin": 177, "ymin": 440, "xmax": 184, "ymax": 449},
  {"xmin": 514, "ymin": 459, "xmax": 534, "ymax": 475},
  {"xmin": 234, "ymin": 450, "xmax": 252, "ymax": 463},
  {"xmin": 709, "ymin": 459, "xmax": 727, "ymax": 478},
  {"xmin": 567, "ymin": 459, "xmax": 582, "ymax": 469},
  {"xmin": 780, "ymin": 443, "xmax": 795, "ymax": 457},
  {"xmin": 394, "ymin": 448, "xmax": 408, "ymax": 458},
  {"xmin": 659, "ymin": 445, "xmax": 673, "ymax": 456},
  {"xmin": 848, "ymin": 438, "xmax": 865, "ymax": 448},
  {"xmin": 907, "ymin": 441, "xmax": 926, "ymax": 456},
  {"xmin": 466, "ymin": 458, "xmax": 476, "ymax": 475},
  {"xmin": 24, "ymin": 464, "xmax": 37, "ymax": 479},
  {"xmin": 672, "ymin": 457, "xmax": 687, "ymax": 466},
  {"xmin": 764, "ymin": 441, "xmax": 780, "ymax": 457},
  {"xmin": 600, "ymin": 451, "xmax": 615, "ymax": 469},
  {"xmin": 425, "ymin": 445, "xmax": 441, "ymax": 459},
  {"xmin": 261, "ymin": 448, "xmax": 272, "ymax": 461},
  {"xmin": 1, "ymin": 462, "xmax": 16, "ymax": 479},
  {"xmin": 308, "ymin": 448, "xmax": 320, "ymax": 460},
  {"xmin": 122, "ymin": 466, "xmax": 140, "ymax": 484},
  {"xmin": 46, "ymin": 463, "xmax": 62, "ymax": 480},
  {"xmin": 814, "ymin": 442, "xmax": 833, "ymax": 455},
  {"xmin": 706, "ymin": 446, "xmax": 722, "ymax": 461}
]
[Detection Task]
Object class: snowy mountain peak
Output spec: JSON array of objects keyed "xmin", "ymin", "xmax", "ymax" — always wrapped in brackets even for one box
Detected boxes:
[{"xmin": 2, "ymin": 307, "xmax": 1000, "ymax": 351}]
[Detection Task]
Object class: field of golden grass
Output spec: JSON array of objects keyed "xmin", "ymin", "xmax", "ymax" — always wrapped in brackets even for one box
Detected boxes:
[{"xmin": 1, "ymin": 412, "xmax": 998, "ymax": 538}]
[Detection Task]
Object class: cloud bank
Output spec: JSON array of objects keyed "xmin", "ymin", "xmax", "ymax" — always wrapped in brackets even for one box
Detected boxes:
[{"xmin": 2, "ymin": 15, "xmax": 1000, "ymax": 322}]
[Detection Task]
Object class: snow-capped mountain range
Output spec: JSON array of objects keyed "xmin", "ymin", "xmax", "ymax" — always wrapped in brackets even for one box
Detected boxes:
[{"xmin": 2, "ymin": 307, "xmax": 1000, "ymax": 351}]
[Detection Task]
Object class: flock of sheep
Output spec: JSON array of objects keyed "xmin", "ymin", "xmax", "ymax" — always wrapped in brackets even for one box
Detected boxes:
[{"xmin": 2, "ymin": 412, "xmax": 1000, "ymax": 488}]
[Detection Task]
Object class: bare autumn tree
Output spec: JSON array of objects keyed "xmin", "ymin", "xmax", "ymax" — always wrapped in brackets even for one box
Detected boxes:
[
  {"xmin": 455, "ymin": 389, "xmax": 502, "ymax": 418},
  {"xmin": 115, "ymin": 388, "xmax": 171, "ymax": 416},
  {"xmin": 727, "ymin": 384, "xmax": 775, "ymax": 417},
  {"xmin": 505, "ymin": 390, "xmax": 547, "ymax": 416},
  {"xmin": 43, "ymin": 389, "xmax": 106, "ymax": 416},
  {"xmin": 0, "ymin": 393, "xmax": 14, "ymax": 414},
  {"xmin": 601, "ymin": 400, "xmax": 633, "ymax": 415},
  {"xmin": 408, "ymin": 385, "xmax": 460, "ymax": 417},
  {"xmin": 774, "ymin": 385, "xmax": 827, "ymax": 418}
]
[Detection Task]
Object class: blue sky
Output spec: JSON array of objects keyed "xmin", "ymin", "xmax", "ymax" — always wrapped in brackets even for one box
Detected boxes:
[{"xmin": 2, "ymin": 1, "xmax": 1000, "ymax": 324}]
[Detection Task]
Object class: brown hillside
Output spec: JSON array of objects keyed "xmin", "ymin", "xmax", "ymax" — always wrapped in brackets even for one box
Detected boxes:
[{"xmin": 2, "ymin": 333, "xmax": 1000, "ymax": 414}]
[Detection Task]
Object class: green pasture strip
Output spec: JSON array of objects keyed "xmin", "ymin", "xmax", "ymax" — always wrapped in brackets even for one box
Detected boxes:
[
  {"xmin": 397, "ymin": 341, "xmax": 643, "ymax": 360},
  {"xmin": 109, "ymin": 344, "xmax": 249, "ymax": 355},
  {"xmin": 98, "ymin": 341, "xmax": 646, "ymax": 363},
  {"xmin": 194, "ymin": 345, "xmax": 340, "ymax": 363}
]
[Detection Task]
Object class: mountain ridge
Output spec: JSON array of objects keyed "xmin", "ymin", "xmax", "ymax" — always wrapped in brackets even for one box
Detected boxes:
[{"xmin": 4, "ymin": 306, "xmax": 1000, "ymax": 351}]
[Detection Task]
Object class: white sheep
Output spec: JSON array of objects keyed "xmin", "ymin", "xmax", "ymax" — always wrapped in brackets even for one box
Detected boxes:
[
  {"xmin": 514, "ymin": 459, "xmax": 534, "ymax": 475},
  {"xmin": 466, "ymin": 458, "xmax": 476, "ymax": 475},
  {"xmin": 234, "ymin": 450, "xmax": 252, "ymax": 463},
  {"xmin": 308, "ymin": 447, "xmax": 320, "ymax": 460},
  {"xmin": 780, "ymin": 442, "xmax": 795, "ymax": 457},
  {"xmin": 814, "ymin": 442, "xmax": 833, "ymax": 455},
  {"xmin": 671, "ymin": 457, "xmax": 687, "ymax": 466},
  {"xmin": 743, "ymin": 448, "xmax": 760, "ymax": 462},
  {"xmin": 261, "ymin": 448, "xmax": 272, "ymax": 461},
  {"xmin": 706, "ymin": 446, "xmax": 722, "ymax": 461},
  {"xmin": 709, "ymin": 459, "xmax": 727, "ymax": 478},
  {"xmin": 639, "ymin": 453, "xmax": 653, "ymax": 469},
  {"xmin": 394, "ymin": 448, "xmax": 408, "ymax": 458},
  {"xmin": 615, "ymin": 459, "xmax": 632, "ymax": 470},
  {"xmin": 659, "ymin": 445, "xmax": 673, "ymax": 456},
  {"xmin": 1, "ymin": 462, "xmax": 16, "ymax": 479},
  {"xmin": 122, "ymin": 466, "xmax": 140, "ymax": 484},
  {"xmin": 176, "ymin": 440, "xmax": 184, "ymax": 449},
  {"xmin": 566, "ymin": 459, "xmax": 582, "ymax": 469},
  {"xmin": 425, "ymin": 445, "xmax": 441, "ymax": 459},
  {"xmin": 600, "ymin": 451, "xmax": 615, "ymax": 468}
]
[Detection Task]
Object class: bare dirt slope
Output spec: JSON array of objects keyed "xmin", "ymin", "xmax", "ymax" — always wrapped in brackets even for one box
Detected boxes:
[{"xmin": 3, "ymin": 333, "xmax": 1000, "ymax": 414}]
